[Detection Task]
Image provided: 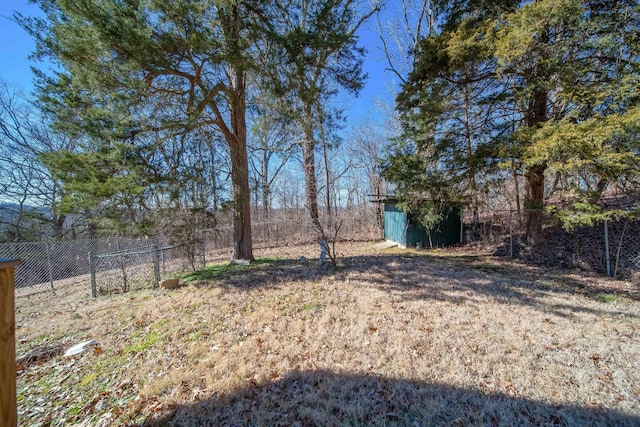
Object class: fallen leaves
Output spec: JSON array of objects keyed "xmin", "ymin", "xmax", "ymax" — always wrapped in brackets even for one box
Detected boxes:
[
  {"xmin": 81, "ymin": 391, "xmax": 110, "ymax": 416},
  {"xmin": 16, "ymin": 343, "xmax": 65, "ymax": 371}
]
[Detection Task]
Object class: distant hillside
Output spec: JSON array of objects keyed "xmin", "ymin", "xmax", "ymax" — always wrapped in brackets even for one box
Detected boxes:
[{"xmin": 0, "ymin": 202, "xmax": 51, "ymax": 233}]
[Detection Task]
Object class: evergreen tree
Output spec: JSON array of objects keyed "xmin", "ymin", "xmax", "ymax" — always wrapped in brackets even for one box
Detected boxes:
[
  {"xmin": 18, "ymin": 0, "xmax": 276, "ymax": 260},
  {"xmin": 495, "ymin": 0, "xmax": 640, "ymax": 228},
  {"xmin": 387, "ymin": 0, "xmax": 640, "ymax": 239}
]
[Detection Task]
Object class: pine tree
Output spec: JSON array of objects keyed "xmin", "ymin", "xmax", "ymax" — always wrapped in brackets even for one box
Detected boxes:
[{"xmin": 18, "ymin": 0, "xmax": 281, "ymax": 260}]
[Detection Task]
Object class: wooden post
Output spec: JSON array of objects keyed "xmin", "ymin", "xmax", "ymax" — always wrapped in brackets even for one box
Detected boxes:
[
  {"xmin": 45, "ymin": 243, "xmax": 54, "ymax": 290},
  {"xmin": 604, "ymin": 220, "xmax": 611, "ymax": 277},
  {"xmin": 1, "ymin": 258, "xmax": 21, "ymax": 427},
  {"xmin": 199, "ymin": 242, "xmax": 206, "ymax": 268},
  {"xmin": 152, "ymin": 246, "xmax": 161, "ymax": 287},
  {"xmin": 509, "ymin": 211, "xmax": 514, "ymax": 258},
  {"xmin": 89, "ymin": 252, "xmax": 97, "ymax": 298}
]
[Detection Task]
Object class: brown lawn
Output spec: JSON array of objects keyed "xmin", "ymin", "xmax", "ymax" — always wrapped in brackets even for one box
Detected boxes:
[{"xmin": 14, "ymin": 242, "xmax": 640, "ymax": 426}]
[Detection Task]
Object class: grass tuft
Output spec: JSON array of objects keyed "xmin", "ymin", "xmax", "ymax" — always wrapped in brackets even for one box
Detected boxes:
[
  {"xmin": 182, "ymin": 257, "xmax": 284, "ymax": 284},
  {"xmin": 123, "ymin": 329, "xmax": 160, "ymax": 355},
  {"xmin": 598, "ymin": 293, "xmax": 618, "ymax": 303}
]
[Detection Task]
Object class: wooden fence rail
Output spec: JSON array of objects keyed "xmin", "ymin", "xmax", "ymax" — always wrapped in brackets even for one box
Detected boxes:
[{"xmin": 1, "ymin": 258, "xmax": 20, "ymax": 427}]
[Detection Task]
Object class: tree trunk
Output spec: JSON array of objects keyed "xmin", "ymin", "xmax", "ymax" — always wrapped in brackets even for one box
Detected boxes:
[
  {"xmin": 52, "ymin": 213, "xmax": 66, "ymax": 239},
  {"xmin": 229, "ymin": 67, "xmax": 254, "ymax": 262},
  {"xmin": 524, "ymin": 163, "xmax": 546, "ymax": 242},
  {"xmin": 374, "ymin": 178, "xmax": 383, "ymax": 236},
  {"xmin": 523, "ymin": 89, "xmax": 548, "ymax": 242},
  {"xmin": 321, "ymin": 120, "xmax": 332, "ymax": 218},
  {"xmin": 301, "ymin": 110, "xmax": 321, "ymax": 233},
  {"xmin": 463, "ymin": 83, "xmax": 479, "ymax": 224},
  {"xmin": 513, "ymin": 164, "xmax": 521, "ymax": 213},
  {"xmin": 87, "ymin": 220, "xmax": 98, "ymax": 240},
  {"xmin": 261, "ymin": 148, "xmax": 270, "ymax": 219},
  {"xmin": 218, "ymin": 4, "xmax": 254, "ymax": 261},
  {"xmin": 512, "ymin": 164, "xmax": 522, "ymax": 228},
  {"xmin": 12, "ymin": 202, "xmax": 24, "ymax": 243},
  {"xmin": 205, "ymin": 139, "xmax": 218, "ymax": 211}
]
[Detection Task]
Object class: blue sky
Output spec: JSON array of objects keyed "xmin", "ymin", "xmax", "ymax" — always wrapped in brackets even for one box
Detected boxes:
[
  {"xmin": 0, "ymin": 1, "xmax": 399, "ymax": 127},
  {"xmin": 0, "ymin": 1, "xmax": 43, "ymax": 90}
]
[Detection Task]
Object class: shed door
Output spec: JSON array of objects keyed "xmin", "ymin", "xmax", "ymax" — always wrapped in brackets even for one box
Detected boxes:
[{"xmin": 384, "ymin": 204, "xmax": 407, "ymax": 245}]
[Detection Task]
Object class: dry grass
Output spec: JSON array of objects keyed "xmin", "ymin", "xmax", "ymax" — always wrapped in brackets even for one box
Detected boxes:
[{"xmin": 15, "ymin": 241, "xmax": 640, "ymax": 426}]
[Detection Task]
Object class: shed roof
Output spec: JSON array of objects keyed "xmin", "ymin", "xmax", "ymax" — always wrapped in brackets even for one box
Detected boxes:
[
  {"xmin": 368, "ymin": 195, "xmax": 399, "ymax": 204},
  {"xmin": 368, "ymin": 195, "xmax": 466, "ymax": 208}
]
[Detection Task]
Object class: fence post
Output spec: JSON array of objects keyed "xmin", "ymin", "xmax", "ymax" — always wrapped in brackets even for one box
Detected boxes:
[
  {"xmin": 604, "ymin": 220, "xmax": 611, "ymax": 277},
  {"xmin": 89, "ymin": 252, "xmax": 97, "ymax": 298},
  {"xmin": 1, "ymin": 258, "xmax": 21, "ymax": 427},
  {"xmin": 200, "ymin": 242, "xmax": 206, "ymax": 268},
  {"xmin": 45, "ymin": 242, "xmax": 54, "ymax": 290},
  {"xmin": 152, "ymin": 245, "xmax": 161, "ymax": 286},
  {"xmin": 509, "ymin": 211, "xmax": 514, "ymax": 258}
]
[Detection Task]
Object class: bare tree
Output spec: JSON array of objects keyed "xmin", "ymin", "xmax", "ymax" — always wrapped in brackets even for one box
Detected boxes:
[
  {"xmin": 0, "ymin": 81, "xmax": 72, "ymax": 241},
  {"xmin": 347, "ymin": 120, "xmax": 391, "ymax": 230},
  {"xmin": 248, "ymin": 104, "xmax": 298, "ymax": 222},
  {"xmin": 377, "ymin": 0, "xmax": 441, "ymax": 84},
  {"xmin": 265, "ymin": 0, "xmax": 378, "ymax": 234}
]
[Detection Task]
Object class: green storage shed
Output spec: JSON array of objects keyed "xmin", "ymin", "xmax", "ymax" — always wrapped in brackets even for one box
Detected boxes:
[{"xmin": 382, "ymin": 200, "xmax": 461, "ymax": 248}]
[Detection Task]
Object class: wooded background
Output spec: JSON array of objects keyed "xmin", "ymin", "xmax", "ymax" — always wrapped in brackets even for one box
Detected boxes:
[{"xmin": 1, "ymin": 0, "xmax": 638, "ymax": 275}]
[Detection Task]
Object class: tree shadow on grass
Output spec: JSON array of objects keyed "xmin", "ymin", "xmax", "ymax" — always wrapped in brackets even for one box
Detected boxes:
[
  {"xmin": 348, "ymin": 252, "xmax": 639, "ymax": 319},
  {"xmin": 184, "ymin": 251, "xmax": 639, "ymax": 319},
  {"xmin": 183, "ymin": 258, "xmax": 307, "ymax": 289},
  {"xmin": 144, "ymin": 370, "xmax": 639, "ymax": 426}
]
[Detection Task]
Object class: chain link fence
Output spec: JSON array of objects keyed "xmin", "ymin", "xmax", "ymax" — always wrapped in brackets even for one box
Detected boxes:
[
  {"xmin": 5, "ymin": 205, "xmax": 637, "ymax": 296},
  {"xmin": 89, "ymin": 243, "xmax": 205, "ymax": 296},
  {"xmin": 629, "ymin": 254, "xmax": 640, "ymax": 279},
  {"xmin": 201, "ymin": 208, "xmax": 380, "ymax": 250},
  {"xmin": 464, "ymin": 209, "xmax": 640, "ymax": 279},
  {"xmin": 198, "ymin": 220, "xmax": 318, "ymax": 253},
  {"xmin": 0, "ymin": 237, "xmax": 151, "ymax": 296},
  {"xmin": 0, "ymin": 206, "xmax": 380, "ymax": 297},
  {"xmin": 462, "ymin": 210, "xmax": 535, "ymax": 257}
]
